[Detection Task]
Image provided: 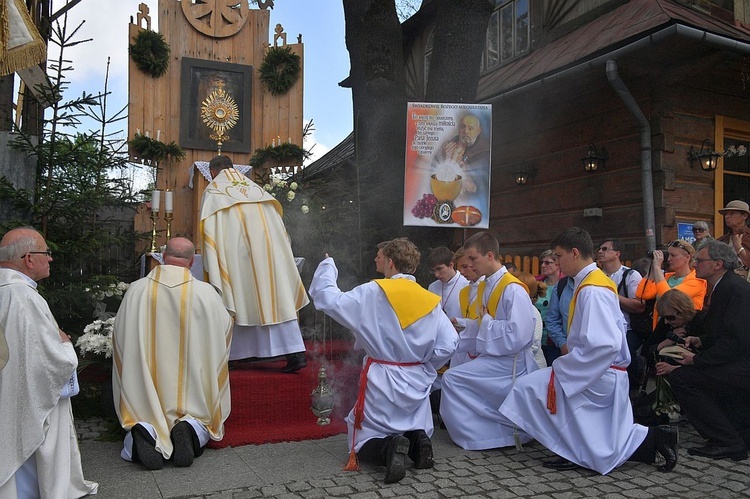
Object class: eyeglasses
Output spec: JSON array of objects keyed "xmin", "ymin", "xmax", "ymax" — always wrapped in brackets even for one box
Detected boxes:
[
  {"xmin": 662, "ymin": 315, "xmax": 677, "ymax": 321},
  {"xmin": 541, "ymin": 260, "xmax": 556, "ymax": 265},
  {"xmin": 692, "ymin": 257, "xmax": 715, "ymax": 264},
  {"xmin": 668, "ymin": 240, "xmax": 692, "ymax": 254},
  {"xmin": 598, "ymin": 247, "xmax": 614, "ymax": 252},
  {"xmin": 23, "ymin": 250, "xmax": 52, "ymax": 258},
  {"xmin": 691, "ymin": 228, "xmax": 706, "ymax": 233}
]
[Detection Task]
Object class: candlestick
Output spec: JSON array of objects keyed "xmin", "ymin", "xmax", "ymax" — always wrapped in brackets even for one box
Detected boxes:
[
  {"xmin": 151, "ymin": 190, "xmax": 161, "ymax": 213},
  {"xmin": 164, "ymin": 190, "xmax": 173, "ymax": 213},
  {"xmin": 149, "ymin": 211, "xmax": 159, "ymax": 253},
  {"xmin": 164, "ymin": 211, "xmax": 174, "ymax": 242}
]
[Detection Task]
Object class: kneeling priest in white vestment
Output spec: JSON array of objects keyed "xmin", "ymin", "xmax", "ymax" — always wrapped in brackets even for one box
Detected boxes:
[
  {"xmin": 113, "ymin": 237, "xmax": 233, "ymax": 470},
  {"xmin": 200, "ymin": 155, "xmax": 309, "ymax": 373},
  {"xmin": 310, "ymin": 238, "xmax": 458, "ymax": 484},
  {"xmin": 0, "ymin": 227, "xmax": 98, "ymax": 498},
  {"xmin": 440, "ymin": 231, "xmax": 539, "ymax": 451},
  {"xmin": 499, "ymin": 227, "xmax": 678, "ymax": 474}
]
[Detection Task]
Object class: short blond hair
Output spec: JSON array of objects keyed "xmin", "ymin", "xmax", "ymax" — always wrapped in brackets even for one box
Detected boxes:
[{"xmin": 382, "ymin": 238, "xmax": 421, "ymax": 274}]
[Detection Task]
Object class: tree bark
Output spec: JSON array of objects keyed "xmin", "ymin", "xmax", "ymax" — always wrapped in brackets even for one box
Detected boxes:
[{"xmin": 425, "ymin": 0, "xmax": 494, "ymax": 103}]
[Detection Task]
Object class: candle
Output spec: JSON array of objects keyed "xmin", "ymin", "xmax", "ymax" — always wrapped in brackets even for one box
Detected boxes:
[
  {"xmin": 288, "ymin": 137, "xmax": 292, "ymax": 143},
  {"xmin": 136, "ymin": 128, "xmax": 140, "ymax": 136},
  {"xmin": 164, "ymin": 191, "xmax": 173, "ymax": 213},
  {"xmin": 151, "ymin": 190, "xmax": 160, "ymax": 212},
  {"xmin": 145, "ymin": 130, "xmax": 150, "ymax": 138},
  {"xmin": 272, "ymin": 138, "xmax": 276, "ymax": 147},
  {"xmin": 156, "ymin": 130, "xmax": 161, "ymax": 141}
]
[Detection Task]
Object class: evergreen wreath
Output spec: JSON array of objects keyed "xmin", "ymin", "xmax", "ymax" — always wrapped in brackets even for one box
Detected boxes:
[
  {"xmin": 129, "ymin": 30, "xmax": 170, "ymax": 78},
  {"xmin": 249, "ymin": 142, "xmax": 308, "ymax": 167},
  {"xmin": 129, "ymin": 133, "xmax": 185, "ymax": 164},
  {"xmin": 259, "ymin": 46, "xmax": 301, "ymax": 95}
]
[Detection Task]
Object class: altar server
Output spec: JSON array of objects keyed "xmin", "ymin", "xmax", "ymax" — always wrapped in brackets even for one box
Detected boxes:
[
  {"xmin": 439, "ymin": 231, "xmax": 538, "ymax": 450},
  {"xmin": 310, "ymin": 238, "xmax": 457, "ymax": 484},
  {"xmin": 0, "ymin": 227, "xmax": 98, "ymax": 497},
  {"xmin": 499, "ymin": 227, "xmax": 678, "ymax": 474},
  {"xmin": 200, "ymin": 155, "xmax": 309, "ymax": 372},
  {"xmin": 113, "ymin": 237, "xmax": 233, "ymax": 470}
]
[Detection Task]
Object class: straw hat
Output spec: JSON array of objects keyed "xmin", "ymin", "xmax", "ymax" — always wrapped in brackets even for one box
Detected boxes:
[{"xmin": 718, "ymin": 200, "xmax": 750, "ymax": 215}]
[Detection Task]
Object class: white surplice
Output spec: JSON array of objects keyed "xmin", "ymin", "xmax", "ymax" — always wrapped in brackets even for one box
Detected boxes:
[
  {"xmin": 199, "ymin": 168, "xmax": 309, "ymax": 358},
  {"xmin": 113, "ymin": 265, "xmax": 233, "ymax": 459},
  {"xmin": 499, "ymin": 263, "xmax": 648, "ymax": 474},
  {"xmin": 427, "ymin": 271, "xmax": 469, "ymax": 320},
  {"xmin": 309, "ymin": 258, "xmax": 457, "ymax": 452},
  {"xmin": 0, "ymin": 269, "xmax": 98, "ymax": 498},
  {"xmin": 440, "ymin": 266, "xmax": 539, "ymax": 450}
]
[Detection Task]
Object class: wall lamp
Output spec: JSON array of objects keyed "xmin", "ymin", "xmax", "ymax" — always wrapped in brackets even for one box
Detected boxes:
[
  {"xmin": 582, "ymin": 144, "xmax": 607, "ymax": 172},
  {"xmin": 513, "ymin": 163, "xmax": 535, "ymax": 185},
  {"xmin": 689, "ymin": 139, "xmax": 721, "ymax": 171}
]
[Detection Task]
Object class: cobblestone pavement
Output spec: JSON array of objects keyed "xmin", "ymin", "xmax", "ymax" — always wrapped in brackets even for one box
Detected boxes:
[{"xmin": 76, "ymin": 418, "xmax": 750, "ymax": 498}]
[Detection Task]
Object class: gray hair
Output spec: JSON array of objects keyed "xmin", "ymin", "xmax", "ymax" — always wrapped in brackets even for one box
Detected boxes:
[
  {"xmin": 703, "ymin": 240, "xmax": 740, "ymax": 271},
  {"xmin": 0, "ymin": 227, "xmax": 39, "ymax": 262}
]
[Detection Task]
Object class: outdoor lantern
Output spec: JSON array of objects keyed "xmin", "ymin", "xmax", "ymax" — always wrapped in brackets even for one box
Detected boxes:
[
  {"xmin": 689, "ymin": 139, "xmax": 721, "ymax": 171},
  {"xmin": 513, "ymin": 162, "xmax": 535, "ymax": 185},
  {"xmin": 582, "ymin": 144, "xmax": 607, "ymax": 172}
]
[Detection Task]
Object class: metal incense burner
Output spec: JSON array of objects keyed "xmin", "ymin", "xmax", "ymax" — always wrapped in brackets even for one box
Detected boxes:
[{"xmin": 310, "ymin": 365, "xmax": 335, "ymax": 426}]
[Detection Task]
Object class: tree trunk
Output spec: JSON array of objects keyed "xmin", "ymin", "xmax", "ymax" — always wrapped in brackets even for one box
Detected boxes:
[
  {"xmin": 425, "ymin": 0, "xmax": 494, "ymax": 103},
  {"xmin": 343, "ymin": 0, "xmax": 408, "ymax": 268}
]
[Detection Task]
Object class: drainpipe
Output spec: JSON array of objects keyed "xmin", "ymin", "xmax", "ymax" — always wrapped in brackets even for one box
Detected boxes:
[{"xmin": 605, "ymin": 60, "xmax": 656, "ymax": 251}]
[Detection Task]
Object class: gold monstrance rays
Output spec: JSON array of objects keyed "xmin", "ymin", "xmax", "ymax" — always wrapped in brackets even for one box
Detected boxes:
[{"xmin": 201, "ymin": 80, "xmax": 239, "ymax": 154}]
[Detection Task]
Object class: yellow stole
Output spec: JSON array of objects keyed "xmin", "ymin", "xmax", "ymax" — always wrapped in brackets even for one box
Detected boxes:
[
  {"xmin": 458, "ymin": 285, "xmax": 481, "ymax": 320},
  {"xmin": 374, "ymin": 278, "xmax": 441, "ymax": 329},
  {"xmin": 477, "ymin": 272, "xmax": 528, "ymax": 318},
  {"xmin": 566, "ymin": 268, "xmax": 618, "ymax": 331}
]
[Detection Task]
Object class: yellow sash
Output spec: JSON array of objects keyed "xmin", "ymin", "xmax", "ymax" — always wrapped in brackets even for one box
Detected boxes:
[
  {"xmin": 458, "ymin": 286, "xmax": 481, "ymax": 320},
  {"xmin": 374, "ymin": 278, "xmax": 441, "ymax": 329},
  {"xmin": 566, "ymin": 268, "xmax": 618, "ymax": 331},
  {"xmin": 477, "ymin": 272, "xmax": 528, "ymax": 318}
]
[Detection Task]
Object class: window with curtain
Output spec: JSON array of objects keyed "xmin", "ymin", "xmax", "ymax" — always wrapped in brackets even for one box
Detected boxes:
[{"xmin": 482, "ymin": 0, "xmax": 530, "ymax": 71}]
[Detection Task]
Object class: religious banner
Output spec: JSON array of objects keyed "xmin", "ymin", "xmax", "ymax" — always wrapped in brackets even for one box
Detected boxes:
[{"xmin": 404, "ymin": 102, "xmax": 492, "ymax": 228}]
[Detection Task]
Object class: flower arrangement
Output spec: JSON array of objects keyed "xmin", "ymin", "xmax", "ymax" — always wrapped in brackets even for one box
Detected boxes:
[
  {"xmin": 261, "ymin": 174, "xmax": 310, "ymax": 214},
  {"xmin": 86, "ymin": 280, "xmax": 129, "ymax": 320},
  {"xmin": 76, "ymin": 317, "xmax": 115, "ymax": 360}
]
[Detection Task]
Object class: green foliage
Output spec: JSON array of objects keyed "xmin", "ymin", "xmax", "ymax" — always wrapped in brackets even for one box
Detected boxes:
[
  {"xmin": 2, "ymin": 14, "xmax": 139, "ymax": 336},
  {"xmin": 128, "ymin": 132, "xmax": 186, "ymax": 164},
  {"xmin": 128, "ymin": 29, "xmax": 170, "ymax": 78},
  {"xmin": 249, "ymin": 142, "xmax": 308, "ymax": 167},
  {"xmin": 259, "ymin": 46, "xmax": 301, "ymax": 95}
]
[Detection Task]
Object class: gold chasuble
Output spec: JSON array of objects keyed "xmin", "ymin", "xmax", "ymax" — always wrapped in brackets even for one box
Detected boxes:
[
  {"xmin": 478, "ymin": 272, "xmax": 528, "ymax": 318},
  {"xmin": 113, "ymin": 265, "xmax": 233, "ymax": 458},
  {"xmin": 374, "ymin": 279, "xmax": 440, "ymax": 329},
  {"xmin": 200, "ymin": 168, "xmax": 309, "ymax": 326},
  {"xmin": 567, "ymin": 269, "xmax": 618, "ymax": 331}
]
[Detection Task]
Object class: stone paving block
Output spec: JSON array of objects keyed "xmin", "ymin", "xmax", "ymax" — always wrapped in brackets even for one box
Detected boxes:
[
  {"xmin": 457, "ymin": 485, "xmax": 484, "ymax": 495},
  {"xmin": 306, "ymin": 478, "xmax": 336, "ymax": 488},
  {"xmin": 618, "ymin": 488, "xmax": 656, "ymax": 498},
  {"xmin": 284, "ymin": 481, "xmax": 311, "ymax": 493},
  {"xmin": 324, "ymin": 485, "xmax": 355, "ymax": 496},
  {"xmin": 346, "ymin": 492, "xmax": 379, "ymax": 499},
  {"xmin": 508, "ymin": 485, "xmax": 537, "ymax": 496},
  {"xmin": 438, "ymin": 487, "xmax": 466, "ymax": 497},
  {"xmin": 232, "ymin": 488, "xmax": 262, "ymax": 499},
  {"xmin": 259, "ymin": 485, "xmax": 288, "ymax": 496},
  {"xmin": 497, "ymin": 477, "xmax": 525, "ymax": 487},
  {"xmin": 486, "ymin": 490, "xmax": 524, "ymax": 499},
  {"xmin": 349, "ymin": 480, "xmax": 379, "ymax": 492},
  {"xmin": 433, "ymin": 478, "xmax": 456, "ymax": 488},
  {"xmin": 273, "ymin": 494, "xmax": 303, "ymax": 499},
  {"xmin": 411, "ymin": 481, "xmax": 436, "ymax": 493},
  {"xmin": 298, "ymin": 489, "xmax": 328, "ymax": 499}
]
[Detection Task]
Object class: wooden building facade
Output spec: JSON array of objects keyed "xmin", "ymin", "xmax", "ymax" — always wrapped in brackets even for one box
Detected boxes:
[{"xmin": 399, "ymin": 0, "xmax": 750, "ymax": 261}]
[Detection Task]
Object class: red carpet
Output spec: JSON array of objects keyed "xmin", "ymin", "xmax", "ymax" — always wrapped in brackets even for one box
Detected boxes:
[{"xmin": 209, "ymin": 341, "xmax": 361, "ymax": 448}]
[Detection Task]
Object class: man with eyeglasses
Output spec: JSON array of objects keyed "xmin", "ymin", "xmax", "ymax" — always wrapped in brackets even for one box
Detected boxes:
[
  {"xmin": 0, "ymin": 227, "xmax": 98, "ymax": 497},
  {"xmin": 636, "ymin": 240, "xmax": 707, "ymax": 328},
  {"xmin": 668, "ymin": 240, "xmax": 750, "ymax": 461}
]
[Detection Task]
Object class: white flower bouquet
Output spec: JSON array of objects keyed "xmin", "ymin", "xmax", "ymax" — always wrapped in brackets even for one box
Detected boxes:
[{"xmin": 76, "ymin": 317, "xmax": 115, "ymax": 360}]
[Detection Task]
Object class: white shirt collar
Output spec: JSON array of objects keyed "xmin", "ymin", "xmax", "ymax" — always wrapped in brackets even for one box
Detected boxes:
[{"xmin": 390, "ymin": 273, "xmax": 416, "ymax": 282}]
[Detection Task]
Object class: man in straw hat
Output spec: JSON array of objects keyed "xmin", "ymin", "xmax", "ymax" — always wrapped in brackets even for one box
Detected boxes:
[{"xmin": 717, "ymin": 200, "xmax": 750, "ymax": 278}]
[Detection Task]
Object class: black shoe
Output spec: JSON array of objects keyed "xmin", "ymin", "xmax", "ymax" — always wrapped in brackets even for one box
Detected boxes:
[
  {"xmin": 384, "ymin": 436, "xmax": 410, "ymax": 484},
  {"xmin": 654, "ymin": 425, "xmax": 678, "ymax": 472},
  {"xmin": 688, "ymin": 443, "xmax": 747, "ymax": 461},
  {"xmin": 171, "ymin": 421, "xmax": 198, "ymax": 467},
  {"xmin": 542, "ymin": 456, "xmax": 578, "ymax": 471},
  {"xmin": 408, "ymin": 430, "xmax": 434, "ymax": 469},
  {"xmin": 281, "ymin": 352, "xmax": 307, "ymax": 373},
  {"xmin": 131, "ymin": 424, "xmax": 164, "ymax": 470}
]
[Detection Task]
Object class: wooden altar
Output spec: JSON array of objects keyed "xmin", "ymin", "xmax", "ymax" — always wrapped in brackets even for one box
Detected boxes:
[{"xmin": 129, "ymin": 0, "xmax": 304, "ymax": 250}]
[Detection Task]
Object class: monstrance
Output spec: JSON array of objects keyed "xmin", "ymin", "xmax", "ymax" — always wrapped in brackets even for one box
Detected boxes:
[{"xmin": 201, "ymin": 80, "xmax": 239, "ymax": 154}]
